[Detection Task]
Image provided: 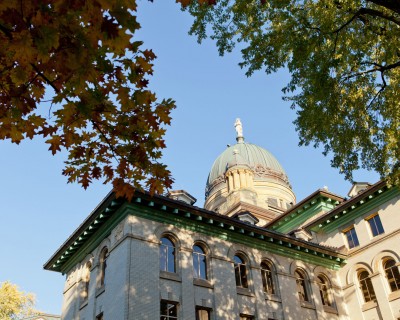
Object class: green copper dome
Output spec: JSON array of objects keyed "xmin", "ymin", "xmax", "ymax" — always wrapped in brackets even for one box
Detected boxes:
[{"xmin": 206, "ymin": 142, "xmax": 287, "ymax": 187}]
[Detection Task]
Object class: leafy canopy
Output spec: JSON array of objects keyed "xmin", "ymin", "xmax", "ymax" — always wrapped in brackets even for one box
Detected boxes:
[
  {"xmin": 183, "ymin": 0, "xmax": 400, "ymax": 183},
  {"xmin": 0, "ymin": 281, "xmax": 35, "ymax": 319},
  {"xmin": 0, "ymin": 0, "xmax": 175, "ymax": 200}
]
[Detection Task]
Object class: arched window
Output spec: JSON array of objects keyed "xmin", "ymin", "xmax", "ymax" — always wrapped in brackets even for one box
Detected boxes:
[
  {"xmin": 384, "ymin": 259, "xmax": 400, "ymax": 292},
  {"xmin": 295, "ymin": 269, "xmax": 310, "ymax": 302},
  {"xmin": 234, "ymin": 254, "xmax": 248, "ymax": 288},
  {"xmin": 82, "ymin": 261, "xmax": 91, "ymax": 300},
  {"xmin": 260, "ymin": 261, "xmax": 275, "ymax": 294},
  {"xmin": 317, "ymin": 275, "xmax": 332, "ymax": 307},
  {"xmin": 358, "ymin": 270, "xmax": 376, "ymax": 302},
  {"xmin": 160, "ymin": 236, "xmax": 176, "ymax": 273},
  {"xmin": 193, "ymin": 244, "xmax": 207, "ymax": 280},
  {"xmin": 100, "ymin": 248, "xmax": 108, "ymax": 287}
]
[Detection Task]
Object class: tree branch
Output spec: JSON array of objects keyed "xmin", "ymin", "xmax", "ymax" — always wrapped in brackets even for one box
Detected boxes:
[
  {"xmin": 366, "ymin": 0, "xmax": 400, "ymax": 15},
  {"xmin": 341, "ymin": 60, "xmax": 400, "ymax": 82},
  {"xmin": 0, "ymin": 23, "xmax": 13, "ymax": 39},
  {"xmin": 358, "ymin": 7, "xmax": 400, "ymax": 26},
  {"xmin": 332, "ymin": 7, "xmax": 400, "ymax": 35}
]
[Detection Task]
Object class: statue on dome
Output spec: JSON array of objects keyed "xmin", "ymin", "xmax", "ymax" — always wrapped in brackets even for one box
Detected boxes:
[{"xmin": 234, "ymin": 118, "xmax": 243, "ymax": 138}]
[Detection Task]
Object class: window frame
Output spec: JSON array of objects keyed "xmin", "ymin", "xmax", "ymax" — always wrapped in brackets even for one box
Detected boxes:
[
  {"xmin": 234, "ymin": 254, "xmax": 249, "ymax": 289},
  {"xmin": 316, "ymin": 274, "xmax": 333, "ymax": 307},
  {"xmin": 260, "ymin": 261, "xmax": 275, "ymax": 295},
  {"xmin": 358, "ymin": 270, "xmax": 376, "ymax": 303},
  {"xmin": 239, "ymin": 314, "xmax": 255, "ymax": 320},
  {"xmin": 365, "ymin": 213, "xmax": 384, "ymax": 237},
  {"xmin": 193, "ymin": 244, "xmax": 208, "ymax": 280},
  {"xmin": 383, "ymin": 258, "xmax": 400, "ymax": 292},
  {"xmin": 195, "ymin": 307, "xmax": 211, "ymax": 320},
  {"xmin": 295, "ymin": 269, "xmax": 311, "ymax": 303},
  {"xmin": 99, "ymin": 247, "xmax": 108, "ymax": 287},
  {"xmin": 160, "ymin": 236, "xmax": 177, "ymax": 274},
  {"xmin": 82, "ymin": 261, "xmax": 91, "ymax": 301},
  {"xmin": 342, "ymin": 226, "xmax": 360, "ymax": 249},
  {"xmin": 160, "ymin": 300, "xmax": 178, "ymax": 320}
]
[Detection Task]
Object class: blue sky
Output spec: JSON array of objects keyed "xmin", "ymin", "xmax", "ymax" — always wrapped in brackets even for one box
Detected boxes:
[{"xmin": 0, "ymin": 1, "xmax": 379, "ymax": 314}]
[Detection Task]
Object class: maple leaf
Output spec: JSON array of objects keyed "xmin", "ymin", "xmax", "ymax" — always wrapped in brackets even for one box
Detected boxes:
[
  {"xmin": 113, "ymin": 178, "xmax": 135, "ymax": 201},
  {"xmin": 79, "ymin": 172, "xmax": 92, "ymax": 190},
  {"xmin": 0, "ymin": 0, "xmax": 175, "ymax": 199},
  {"xmin": 46, "ymin": 135, "xmax": 62, "ymax": 155},
  {"xmin": 101, "ymin": 16, "xmax": 119, "ymax": 39}
]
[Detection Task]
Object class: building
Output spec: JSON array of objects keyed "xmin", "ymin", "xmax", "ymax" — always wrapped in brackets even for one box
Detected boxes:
[{"xmin": 44, "ymin": 120, "xmax": 400, "ymax": 319}]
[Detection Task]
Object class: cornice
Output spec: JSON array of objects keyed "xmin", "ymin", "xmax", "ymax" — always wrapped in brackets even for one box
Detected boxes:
[
  {"xmin": 44, "ymin": 190, "xmax": 347, "ymax": 273},
  {"xmin": 266, "ymin": 190, "xmax": 344, "ymax": 232},
  {"xmin": 304, "ymin": 181, "xmax": 398, "ymax": 233}
]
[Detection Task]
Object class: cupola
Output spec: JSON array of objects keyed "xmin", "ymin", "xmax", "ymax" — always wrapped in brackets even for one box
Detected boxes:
[{"xmin": 204, "ymin": 119, "xmax": 296, "ymax": 225}]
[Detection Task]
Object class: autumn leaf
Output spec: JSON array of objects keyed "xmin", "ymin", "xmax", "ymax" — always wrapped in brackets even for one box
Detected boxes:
[
  {"xmin": 46, "ymin": 135, "xmax": 62, "ymax": 155},
  {"xmin": 0, "ymin": 0, "xmax": 176, "ymax": 199}
]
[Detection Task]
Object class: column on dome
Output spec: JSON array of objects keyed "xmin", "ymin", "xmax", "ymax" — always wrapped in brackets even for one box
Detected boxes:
[
  {"xmin": 239, "ymin": 169, "xmax": 246, "ymax": 187},
  {"xmin": 233, "ymin": 170, "xmax": 240, "ymax": 190},
  {"xmin": 225, "ymin": 167, "xmax": 255, "ymax": 192},
  {"xmin": 227, "ymin": 173, "xmax": 234, "ymax": 193}
]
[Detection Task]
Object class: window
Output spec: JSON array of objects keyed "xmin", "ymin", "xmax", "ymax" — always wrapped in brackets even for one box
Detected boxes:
[
  {"xmin": 384, "ymin": 259, "xmax": 400, "ymax": 292},
  {"xmin": 160, "ymin": 237, "xmax": 176, "ymax": 273},
  {"xmin": 295, "ymin": 269, "xmax": 310, "ymax": 302},
  {"xmin": 234, "ymin": 255, "xmax": 248, "ymax": 288},
  {"xmin": 160, "ymin": 300, "xmax": 178, "ymax": 320},
  {"xmin": 99, "ymin": 247, "xmax": 108, "ymax": 287},
  {"xmin": 82, "ymin": 262, "xmax": 91, "ymax": 300},
  {"xmin": 358, "ymin": 270, "xmax": 376, "ymax": 302},
  {"xmin": 196, "ymin": 308, "xmax": 210, "ymax": 320},
  {"xmin": 343, "ymin": 226, "xmax": 360, "ymax": 249},
  {"xmin": 193, "ymin": 245, "xmax": 207, "ymax": 280},
  {"xmin": 366, "ymin": 214, "xmax": 384, "ymax": 237},
  {"xmin": 261, "ymin": 261, "xmax": 275, "ymax": 295},
  {"xmin": 317, "ymin": 275, "xmax": 332, "ymax": 307}
]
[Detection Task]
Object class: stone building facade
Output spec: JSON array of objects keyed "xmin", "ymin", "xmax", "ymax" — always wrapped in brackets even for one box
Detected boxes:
[{"xmin": 45, "ymin": 121, "xmax": 400, "ymax": 320}]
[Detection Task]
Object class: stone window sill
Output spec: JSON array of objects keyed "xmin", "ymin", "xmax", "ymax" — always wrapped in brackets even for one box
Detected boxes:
[
  {"xmin": 79, "ymin": 299, "xmax": 88, "ymax": 310},
  {"xmin": 95, "ymin": 285, "xmax": 105, "ymax": 298},
  {"xmin": 193, "ymin": 278, "xmax": 213, "ymax": 289},
  {"xmin": 236, "ymin": 287, "xmax": 254, "ymax": 297},
  {"xmin": 361, "ymin": 300, "xmax": 377, "ymax": 312},
  {"xmin": 160, "ymin": 271, "xmax": 182, "ymax": 282},
  {"xmin": 300, "ymin": 301, "xmax": 316, "ymax": 310},
  {"xmin": 264, "ymin": 293, "xmax": 281, "ymax": 302},
  {"xmin": 388, "ymin": 290, "xmax": 400, "ymax": 302},
  {"xmin": 323, "ymin": 305, "xmax": 338, "ymax": 314}
]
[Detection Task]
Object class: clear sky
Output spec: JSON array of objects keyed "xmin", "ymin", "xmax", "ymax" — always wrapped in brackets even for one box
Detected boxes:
[{"xmin": 0, "ymin": 1, "xmax": 379, "ymax": 314}]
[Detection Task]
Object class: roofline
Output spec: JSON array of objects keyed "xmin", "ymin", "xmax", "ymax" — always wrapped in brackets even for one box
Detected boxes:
[
  {"xmin": 43, "ymin": 190, "xmax": 116, "ymax": 270},
  {"xmin": 44, "ymin": 189, "xmax": 347, "ymax": 272},
  {"xmin": 303, "ymin": 180, "xmax": 387, "ymax": 230},
  {"xmin": 266, "ymin": 189, "xmax": 344, "ymax": 228}
]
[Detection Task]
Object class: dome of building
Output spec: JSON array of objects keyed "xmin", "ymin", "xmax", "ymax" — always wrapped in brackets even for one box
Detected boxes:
[
  {"xmin": 206, "ymin": 142, "xmax": 287, "ymax": 189},
  {"xmin": 204, "ymin": 119, "xmax": 296, "ymax": 225}
]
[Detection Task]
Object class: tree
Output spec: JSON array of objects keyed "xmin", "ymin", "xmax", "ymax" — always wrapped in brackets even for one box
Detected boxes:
[
  {"xmin": 183, "ymin": 0, "xmax": 400, "ymax": 183},
  {"xmin": 0, "ymin": 281, "xmax": 35, "ymax": 319},
  {"xmin": 0, "ymin": 0, "xmax": 175, "ymax": 200}
]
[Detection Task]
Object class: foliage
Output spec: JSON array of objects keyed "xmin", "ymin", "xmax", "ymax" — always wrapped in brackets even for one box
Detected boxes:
[
  {"xmin": 0, "ymin": 281, "xmax": 35, "ymax": 319},
  {"xmin": 182, "ymin": 0, "xmax": 400, "ymax": 183},
  {"xmin": 0, "ymin": 0, "xmax": 175, "ymax": 200}
]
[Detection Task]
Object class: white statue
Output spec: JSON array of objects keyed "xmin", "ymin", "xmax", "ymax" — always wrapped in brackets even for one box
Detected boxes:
[{"xmin": 234, "ymin": 118, "xmax": 243, "ymax": 138}]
